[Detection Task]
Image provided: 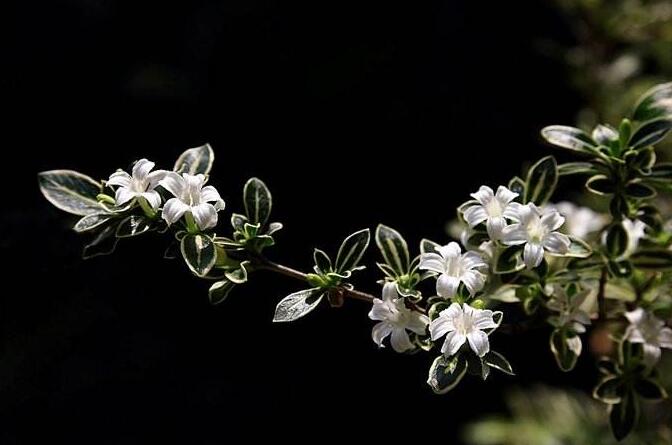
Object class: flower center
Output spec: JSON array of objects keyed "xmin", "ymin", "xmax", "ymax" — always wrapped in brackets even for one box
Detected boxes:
[
  {"xmin": 453, "ymin": 313, "xmax": 474, "ymax": 336},
  {"xmin": 526, "ymin": 217, "xmax": 547, "ymax": 244},
  {"xmin": 130, "ymin": 178, "xmax": 149, "ymax": 193},
  {"xmin": 485, "ymin": 199, "xmax": 503, "ymax": 217}
]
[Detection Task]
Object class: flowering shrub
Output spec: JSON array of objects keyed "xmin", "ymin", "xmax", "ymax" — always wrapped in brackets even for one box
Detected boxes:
[{"xmin": 38, "ymin": 83, "xmax": 672, "ymax": 441}]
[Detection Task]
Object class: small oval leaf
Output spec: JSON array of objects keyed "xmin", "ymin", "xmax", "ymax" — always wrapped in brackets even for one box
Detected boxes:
[
  {"xmin": 273, "ymin": 288, "xmax": 324, "ymax": 322},
  {"xmin": 180, "ymin": 233, "xmax": 216, "ymax": 277},
  {"xmin": 173, "ymin": 143, "xmax": 215, "ymax": 175},
  {"xmin": 375, "ymin": 224, "xmax": 410, "ymax": 275},
  {"xmin": 39, "ymin": 170, "xmax": 104, "ymax": 216},
  {"xmin": 243, "ymin": 177, "xmax": 272, "ymax": 226}
]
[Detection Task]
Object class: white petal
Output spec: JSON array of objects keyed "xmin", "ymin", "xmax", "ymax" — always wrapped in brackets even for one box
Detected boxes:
[
  {"xmin": 566, "ymin": 336, "xmax": 582, "ymax": 356},
  {"xmin": 626, "ymin": 327, "xmax": 645, "ymax": 343},
  {"xmin": 191, "ymin": 203, "xmax": 218, "ymax": 230},
  {"xmin": 372, "ymin": 322, "xmax": 393, "ymax": 347},
  {"xmin": 184, "ymin": 173, "xmax": 206, "ymax": 190},
  {"xmin": 486, "ymin": 216, "xmax": 507, "ymax": 240},
  {"xmin": 201, "ymin": 185, "xmax": 226, "ymax": 211},
  {"xmin": 495, "ymin": 185, "xmax": 518, "ymax": 204},
  {"xmin": 470, "ymin": 186, "xmax": 495, "ymax": 205},
  {"xmin": 132, "ymin": 159, "xmax": 155, "ymax": 180},
  {"xmin": 464, "ymin": 205, "xmax": 488, "ymax": 227},
  {"xmin": 390, "ymin": 328, "xmax": 414, "ymax": 353},
  {"xmin": 382, "ymin": 282, "xmax": 398, "ymax": 302},
  {"xmin": 407, "ymin": 313, "xmax": 430, "ymax": 334},
  {"xmin": 643, "ymin": 343, "xmax": 662, "ymax": 367},
  {"xmin": 501, "ymin": 224, "xmax": 528, "ymax": 245},
  {"xmin": 162, "ymin": 197, "xmax": 189, "ymax": 225},
  {"xmin": 543, "ymin": 232, "xmax": 570, "ymax": 254},
  {"xmin": 625, "ymin": 308, "xmax": 645, "ymax": 325},
  {"xmin": 461, "ymin": 270, "xmax": 485, "ymax": 295},
  {"xmin": 502, "ymin": 201, "xmax": 524, "ymax": 221},
  {"xmin": 107, "ymin": 170, "xmax": 132, "ymax": 187},
  {"xmin": 141, "ymin": 191, "xmax": 162, "ymax": 210},
  {"xmin": 159, "ymin": 172, "xmax": 186, "ymax": 198},
  {"xmin": 466, "ymin": 330, "xmax": 490, "ymax": 357},
  {"xmin": 437, "ymin": 274, "xmax": 460, "ymax": 298},
  {"xmin": 541, "ymin": 210, "xmax": 565, "ymax": 232},
  {"xmin": 441, "ymin": 331, "xmax": 466, "ymax": 356},
  {"xmin": 461, "ymin": 251, "xmax": 487, "ymax": 270},
  {"xmin": 523, "ymin": 243, "xmax": 545, "ymax": 268},
  {"xmin": 437, "ymin": 242, "xmax": 462, "ymax": 259},
  {"xmin": 368, "ymin": 300, "xmax": 390, "ymax": 321},
  {"xmin": 429, "ymin": 316, "xmax": 454, "ymax": 341},
  {"xmin": 115, "ymin": 187, "xmax": 136, "ymax": 206},
  {"xmin": 419, "ymin": 253, "xmax": 446, "ymax": 274},
  {"xmin": 659, "ymin": 327, "xmax": 672, "ymax": 349},
  {"xmin": 472, "ymin": 309, "xmax": 498, "ymax": 330},
  {"xmin": 147, "ymin": 169, "xmax": 169, "ymax": 188},
  {"xmin": 439, "ymin": 302, "xmax": 463, "ymax": 320}
]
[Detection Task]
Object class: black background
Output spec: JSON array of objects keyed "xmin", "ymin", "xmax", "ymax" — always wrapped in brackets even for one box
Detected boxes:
[{"xmin": 5, "ymin": 0, "xmax": 594, "ymax": 443}]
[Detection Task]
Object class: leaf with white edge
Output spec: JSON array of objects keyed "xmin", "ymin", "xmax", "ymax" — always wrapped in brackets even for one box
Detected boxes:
[
  {"xmin": 74, "ymin": 213, "xmax": 112, "ymax": 232},
  {"xmin": 629, "ymin": 118, "xmax": 672, "ymax": 149},
  {"xmin": 508, "ymin": 176, "xmax": 526, "ymax": 199},
  {"xmin": 420, "ymin": 238, "xmax": 440, "ymax": 255},
  {"xmin": 209, "ymin": 279, "xmax": 235, "ymax": 305},
  {"xmin": 541, "ymin": 125, "xmax": 598, "ymax": 154},
  {"xmin": 82, "ymin": 224, "xmax": 119, "ymax": 259},
  {"xmin": 273, "ymin": 288, "xmax": 324, "ymax": 322},
  {"xmin": 634, "ymin": 378, "xmax": 668, "ymax": 400},
  {"xmin": 585, "ymin": 175, "xmax": 615, "ymax": 195},
  {"xmin": 610, "ymin": 391, "xmax": 639, "ymax": 441},
  {"xmin": 243, "ymin": 177, "xmax": 272, "ymax": 226},
  {"xmin": 490, "ymin": 285, "xmax": 520, "ymax": 303},
  {"xmin": 625, "ymin": 181, "xmax": 656, "ymax": 199},
  {"xmin": 267, "ymin": 222, "xmax": 283, "ymax": 235},
  {"xmin": 495, "ymin": 246, "xmax": 525, "ymax": 274},
  {"xmin": 550, "ymin": 329, "xmax": 579, "ymax": 372},
  {"xmin": 632, "ymin": 82, "xmax": 672, "ymax": 122},
  {"xmin": 313, "ymin": 248, "xmax": 332, "ymax": 274},
  {"xmin": 231, "ymin": 213, "xmax": 248, "ymax": 231},
  {"xmin": 605, "ymin": 224, "xmax": 629, "ymax": 258},
  {"xmin": 116, "ymin": 215, "xmax": 152, "ymax": 238},
  {"xmin": 180, "ymin": 233, "xmax": 216, "ymax": 277},
  {"xmin": 482, "ymin": 351, "xmax": 514, "ymax": 375},
  {"xmin": 630, "ymin": 249, "xmax": 672, "ymax": 270},
  {"xmin": 39, "ymin": 170, "xmax": 104, "ymax": 216},
  {"xmin": 560, "ymin": 236, "xmax": 592, "ymax": 258},
  {"xmin": 427, "ymin": 354, "xmax": 468, "ymax": 394},
  {"xmin": 225, "ymin": 261, "xmax": 249, "ymax": 284},
  {"xmin": 593, "ymin": 376, "xmax": 624, "ymax": 404},
  {"xmin": 592, "ymin": 124, "xmax": 619, "ymax": 146},
  {"xmin": 375, "ymin": 224, "xmax": 410, "ymax": 275},
  {"xmin": 173, "ymin": 143, "xmax": 214, "ymax": 175},
  {"xmin": 557, "ymin": 162, "xmax": 597, "ymax": 176},
  {"xmin": 335, "ymin": 228, "xmax": 370, "ymax": 273},
  {"xmin": 525, "ymin": 156, "xmax": 558, "ymax": 205}
]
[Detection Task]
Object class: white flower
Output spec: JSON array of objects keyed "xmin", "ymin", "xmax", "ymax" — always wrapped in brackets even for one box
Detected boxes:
[
  {"xmin": 462, "ymin": 186, "xmax": 520, "ymax": 240},
  {"xmin": 551, "ymin": 201, "xmax": 607, "ymax": 239},
  {"xmin": 159, "ymin": 172, "xmax": 225, "ymax": 230},
  {"xmin": 368, "ymin": 283, "xmax": 429, "ymax": 353},
  {"xmin": 546, "ymin": 285, "xmax": 591, "ymax": 333},
  {"xmin": 419, "ymin": 242, "xmax": 488, "ymax": 298},
  {"xmin": 622, "ymin": 219, "xmax": 647, "ymax": 257},
  {"xmin": 501, "ymin": 203, "xmax": 570, "ymax": 269},
  {"xmin": 106, "ymin": 158, "xmax": 168, "ymax": 209},
  {"xmin": 429, "ymin": 303, "xmax": 499, "ymax": 357},
  {"xmin": 625, "ymin": 308, "xmax": 672, "ymax": 366}
]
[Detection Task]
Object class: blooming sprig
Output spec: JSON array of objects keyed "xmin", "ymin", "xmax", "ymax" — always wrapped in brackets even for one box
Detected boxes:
[
  {"xmin": 462, "ymin": 186, "xmax": 520, "ymax": 240},
  {"xmin": 429, "ymin": 303, "xmax": 500, "ymax": 357},
  {"xmin": 107, "ymin": 158, "xmax": 168, "ymax": 210},
  {"xmin": 160, "ymin": 172, "xmax": 225, "ymax": 230}
]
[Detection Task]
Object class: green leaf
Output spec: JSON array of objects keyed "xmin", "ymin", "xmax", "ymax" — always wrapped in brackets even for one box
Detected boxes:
[
  {"xmin": 273, "ymin": 288, "xmax": 324, "ymax": 322},
  {"xmin": 209, "ymin": 279, "xmax": 235, "ymax": 305},
  {"xmin": 482, "ymin": 351, "xmax": 514, "ymax": 375},
  {"xmin": 116, "ymin": 215, "xmax": 152, "ymax": 238},
  {"xmin": 525, "ymin": 156, "xmax": 558, "ymax": 205},
  {"xmin": 630, "ymin": 249, "xmax": 672, "ymax": 270},
  {"xmin": 564, "ymin": 236, "xmax": 593, "ymax": 258},
  {"xmin": 632, "ymin": 82, "xmax": 672, "ymax": 122},
  {"xmin": 173, "ymin": 143, "xmax": 214, "ymax": 175},
  {"xmin": 629, "ymin": 118, "xmax": 672, "ymax": 149},
  {"xmin": 335, "ymin": 228, "xmax": 370, "ymax": 273},
  {"xmin": 609, "ymin": 391, "xmax": 639, "ymax": 441},
  {"xmin": 550, "ymin": 329, "xmax": 580, "ymax": 372},
  {"xmin": 557, "ymin": 162, "xmax": 596, "ymax": 176},
  {"xmin": 592, "ymin": 124, "xmax": 619, "ymax": 146},
  {"xmin": 74, "ymin": 213, "xmax": 112, "ymax": 232},
  {"xmin": 427, "ymin": 354, "xmax": 468, "ymax": 394},
  {"xmin": 375, "ymin": 224, "xmax": 410, "ymax": 275},
  {"xmin": 585, "ymin": 175, "xmax": 615, "ymax": 195},
  {"xmin": 313, "ymin": 248, "xmax": 332, "ymax": 274},
  {"xmin": 648, "ymin": 163, "xmax": 672, "ymax": 181},
  {"xmin": 541, "ymin": 125, "xmax": 598, "ymax": 154},
  {"xmin": 508, "ymin": 176, "xmax": 526, "ymax": 198},
  {"xmin": 634, "ymin": 379, "xmax": 668, "ymax": 400},
  {"xmin": 420, "ymin": 238, "xmax": 440, "ymax": 255},
  {"xmin": 225, "ymin": 261, "xmax": 249, "ymax": 284},
  {"xmin": 243, "ymin": 177, "xmax": 272, "ymax": 226},
  {"xmin": 180, "ymin": 233, "xmax": 216, "ymax": 277},
  {"xmin": 605, "ymin": 224, "xmax": 629, "ymax": 258},
  {"xmin": 39, "ymin": 170, "xmax": 104, "ymax": 216},
  {"xmin": 231, "ymin": 213, "xmax": 248, "ymax": 231},
  {"xmin": 593, "ymin": 377, "xmax": 624, "ymax": 404},
  {"xmin": 625, "ymin": 181, "xmax": 656, "ymax": 199},
  {"xmin": 82, "ymin": 224, "xmax": 119, "ymax": 259},
  {"xmin": 494, "ymin": 246, "xmax": 524, "ymax": 274}
]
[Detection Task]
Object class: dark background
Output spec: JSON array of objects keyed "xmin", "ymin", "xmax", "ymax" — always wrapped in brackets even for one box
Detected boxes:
[{"xmin": 4, "ymin": 0, "xmax": 591, "ymax": 443}]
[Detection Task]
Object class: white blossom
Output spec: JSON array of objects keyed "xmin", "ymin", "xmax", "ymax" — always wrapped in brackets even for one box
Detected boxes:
[
  {"xmin": 159, "ymin": 172, "xmax": 225, "ymax": 230},
  {"xmin": 368, "ymin": 283, "xmax": 429, "ymax": 353},
  {"xmin": 462, "ymin": 186, "xmax": 520, "ymax": 240},
  {"xmin": 419, "ymin": 242, "xmax": 488, "ymax": 298},
  {"xmin": 106, "ymin": 159, "xmax": 168, "ymax": 209},
  {"xmin": 625, "ymin": 308, "xmax": 672, "ymax": 366},
  {"xmin": 546, "ymin": 285, "xmax": 591, "ymax": 333},
  {"xmin": 551, "ymin": 201, "xmax": 607, "ymax": 239},
  {"xmin": 429, "ymin": 303, "xmax": 499, "ymax": 357},
  {"xmin": 501, "ymin": 203, "xmax": 570, "ymax": 269},
  {"xmin": 622, "ymin": 219, "xmax": 647, "ymax": 257}
]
